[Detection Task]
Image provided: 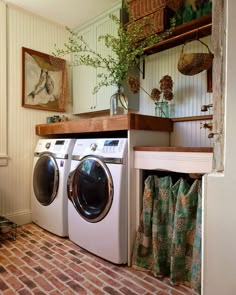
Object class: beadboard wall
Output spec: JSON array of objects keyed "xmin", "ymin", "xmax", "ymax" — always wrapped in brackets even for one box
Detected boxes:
[
  {"xmin": 0, "ymin": 4, "xmax": 72, "ymax": 223},
  {"xmin": 138, "ymin": 36, "xmax": 213, "ymax": 147},
  {"xmin": 0, "ymin": 0, "xmax": 7, "ymax": 165}
]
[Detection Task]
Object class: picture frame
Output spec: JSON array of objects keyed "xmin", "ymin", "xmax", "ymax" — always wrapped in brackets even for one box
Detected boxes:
[{"xmin": 22, "ymin": 47, "xmax": 67, "ymax": 112}]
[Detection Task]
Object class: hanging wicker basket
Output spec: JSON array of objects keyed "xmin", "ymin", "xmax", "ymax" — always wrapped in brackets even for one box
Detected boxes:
[{"xmin": 177, "ymin": 39, "xmax": 214, "ymax": 76}]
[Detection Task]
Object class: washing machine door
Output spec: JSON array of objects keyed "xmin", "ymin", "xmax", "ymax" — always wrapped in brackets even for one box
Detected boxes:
[
  {"xmin": 33, "ymin": 153, "xmax": 59, "ymax": 206},
  {"xmin": 68, "ymin": 155, "xmax": 113, "ymax": 223}
]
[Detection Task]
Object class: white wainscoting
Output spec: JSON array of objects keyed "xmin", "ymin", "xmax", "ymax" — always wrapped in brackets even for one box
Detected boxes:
[
  {"xmin": 0, "ymin": 4, "xmax": 71, "ymax": 224},
  {"xmin": 171, "ymin": 120, "xmax": 213, "ymax": 147},
  {"xmin": 0, "ymin": 1, "xmax": 7, "ymax": 166}
]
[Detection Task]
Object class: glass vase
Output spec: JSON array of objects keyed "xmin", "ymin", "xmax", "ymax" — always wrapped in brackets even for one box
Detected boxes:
[
  {"xmin": 154, "ymin": 101, "xmax": 169, "ymax": 118},
  {"xmin": 110, "ymin": 85, "xmax": 128, "ymax": 116}
]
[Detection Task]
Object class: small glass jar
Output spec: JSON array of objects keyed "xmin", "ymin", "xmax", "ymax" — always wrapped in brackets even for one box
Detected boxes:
[
  {"xmin": 154, "ymin": 101, "xmax": 169, "ymax": 118},
  {"xmin": 110, "ymin": 85, "xmax": 128, "ymax": 116}
]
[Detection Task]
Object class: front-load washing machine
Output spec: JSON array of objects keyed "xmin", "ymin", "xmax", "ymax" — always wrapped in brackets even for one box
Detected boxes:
[
  {"xmin": 32, "ymin": 138, "xmax": 75, "ymax": 237},
  {"xmin": 67, "ymin": 138, "xmax": 128, "ymax": 264}
]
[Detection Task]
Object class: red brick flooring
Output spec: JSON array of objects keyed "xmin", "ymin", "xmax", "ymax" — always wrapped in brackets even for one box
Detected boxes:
[{"xmin": 0, "ymin": 223, "xmax": 197, "ymax": 295}]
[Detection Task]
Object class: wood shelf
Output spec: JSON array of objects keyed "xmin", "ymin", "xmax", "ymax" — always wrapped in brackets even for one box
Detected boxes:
[
  {"xmin": 134, "ymin": 146, "xmax": 213, "ymax": 152},
  {"xmin": 134, "ymin": 147, "xmax": 213, "ymax": 173},
  {"xmin": 171, "ymin": 115, "xmax": 213, "ymax": 122},
  {"xmin": 144, "ymin": 14, "xmax": 212, "ymax": 55}
]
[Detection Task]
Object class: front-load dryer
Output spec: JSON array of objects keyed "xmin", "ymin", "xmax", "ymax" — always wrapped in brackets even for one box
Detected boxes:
[
  {"xmin": 32, "ymin": 138, "xmax": 75, "ymax": 237},
  {"xmin": 67, "ymin": 138, "xmax": 128, "ymax": 264}
]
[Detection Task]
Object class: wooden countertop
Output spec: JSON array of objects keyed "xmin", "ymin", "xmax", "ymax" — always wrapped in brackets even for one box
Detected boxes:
[
  {"xmin": 134, "ymin": 146, "xmax": 213, "ymax": 152},
  {"xmin": 35, "ymin": 114, "xmax": 173, "ymax": 136},
  {"xmin": 134, "ymin": 146, "xmax": 213, "ymax": 173}
]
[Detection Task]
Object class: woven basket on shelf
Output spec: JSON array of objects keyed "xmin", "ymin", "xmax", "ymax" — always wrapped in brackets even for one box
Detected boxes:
[
  {"xmin": 127, "ymin": 6, "xmax": 172, "ymax": 41},
  {"xmin": 127, "ymin": 0, "xmax": 183, "ymax": 20},
  {"xmin": 177, "ymin": 39, "xmax": 214, "ymax": 76},
  {"xmin": 167, "ymin": 0, "xmax": 184, "ymax": 11}
]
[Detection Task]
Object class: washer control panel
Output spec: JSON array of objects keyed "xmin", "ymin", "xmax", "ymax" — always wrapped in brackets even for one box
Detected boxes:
[{"xmin": 35, "ymin": 139, "xmax": 75, "ymax": 154}]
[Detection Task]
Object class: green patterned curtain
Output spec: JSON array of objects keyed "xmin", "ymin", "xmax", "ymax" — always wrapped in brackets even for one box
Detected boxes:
[{"xmin": 132, "ymin": 175, "xmax": 202, "ymax": 294}]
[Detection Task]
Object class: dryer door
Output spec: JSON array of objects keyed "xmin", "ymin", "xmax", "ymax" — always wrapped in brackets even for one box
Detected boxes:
[
  {"xmin": 68, "ymin": 155, "xmax": 113, "ymax": 223},
  {"xmin": 33, "ymin": 153, "xmax": 59, "ymax": 206}
]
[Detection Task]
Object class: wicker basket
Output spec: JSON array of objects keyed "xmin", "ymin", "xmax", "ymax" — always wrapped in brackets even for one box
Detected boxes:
[
  {"xmin": 178, "ymin": 39, "xmax": 214, "ymax": 76},
  {"xmin": 127, "ymin": 0, "xmax": 183, "ymax": 20},
  {"xmin": 127, "ymin": 7, "xmax": 172, "ymax": 41},
  {"xmin": 128, "ymin": 0, "xmax": 167, "ymax": 20}
]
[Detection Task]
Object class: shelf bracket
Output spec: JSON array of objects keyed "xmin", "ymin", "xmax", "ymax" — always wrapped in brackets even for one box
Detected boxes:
[
  {"xmin": 207, "ymin": 66, "xmax": 213, "ymax": 93},
  {"xmin": 142, "ymin": 56, "xmax": 145, "ymax": 79}
]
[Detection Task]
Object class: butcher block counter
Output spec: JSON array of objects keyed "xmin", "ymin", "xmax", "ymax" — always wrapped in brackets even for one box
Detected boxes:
[
  {"xmin": 134, "ymin": 146, "xmax": 213, "ymax": 173},
  {"xmin": 35, "ymin": 114, "xmax": 173, "ymax": 136}
]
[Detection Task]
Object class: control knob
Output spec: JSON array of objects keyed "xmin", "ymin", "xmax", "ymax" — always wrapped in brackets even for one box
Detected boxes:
[{"xmin": 90, "ymin": 143, "xmax": 97, "ymax": 151}]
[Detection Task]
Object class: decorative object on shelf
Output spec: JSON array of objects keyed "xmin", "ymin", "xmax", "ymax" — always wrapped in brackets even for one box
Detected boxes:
[
  {"xmin": 195, "ymin": 0, "xmax": 212, "ymax": 18},
  {"xmin": 22, "ymin": 47, "xmax": 67, "ymax": 112},
  {"xmin": 110, "ymin": 85, "xmax": 128, "ymax": 115},
  {"xmin": 172, "ymin": 0, "xmax": 212, "ymax": 26},
  {"xmin": 177, "ymin": 39, "xmax": 214, "ymax": 76},
  {"xmin": 154, "ymin": 101, "xmax": 169, "ymax": 117},
  {"xmin": 182, "ymin": 3, "xmax": 196, "ymax": 23},
  {"xmin": 153, "ymin": 75, "xmax": 174, "ymax": 117},
  {"xmin": 46, "ymin": 115, "xmax": 69, "ymax": 124},
  {"xmin": 127, "ymin": 74, "xmax": 174, "ymax": 118},
  {"xmin": 53, "ymin": 10, "xmax": 175, "ymax": 116}
]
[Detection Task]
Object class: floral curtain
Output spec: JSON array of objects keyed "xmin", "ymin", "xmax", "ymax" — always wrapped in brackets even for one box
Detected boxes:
[{"xmin": 132, "ymin": 175, "xmax": 202, "ymax": 294}]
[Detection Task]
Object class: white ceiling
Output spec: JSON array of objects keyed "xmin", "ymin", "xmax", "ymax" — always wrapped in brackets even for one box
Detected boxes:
[{"xmin": 5, "ymin": 0, "xmax": 119, "ymax": 28}]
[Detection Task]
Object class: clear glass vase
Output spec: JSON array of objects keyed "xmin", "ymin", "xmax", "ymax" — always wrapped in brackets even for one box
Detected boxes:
[
  {"xmin": 154, "ymin": 101, "xmax": 169, "ymax": 118},
  {"xmin": 110, "ymin": 85, "xmax": 128, "ymax": 116}
]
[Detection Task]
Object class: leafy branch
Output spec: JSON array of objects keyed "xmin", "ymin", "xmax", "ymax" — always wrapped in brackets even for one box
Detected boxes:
[{"xmin": 53, "ymin": 14, "xmax": 174, "ymax": 94}]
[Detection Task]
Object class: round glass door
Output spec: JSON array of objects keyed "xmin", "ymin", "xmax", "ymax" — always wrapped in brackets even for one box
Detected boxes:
[
  {"xmin": 69, "ymin": 155, "xmax": 113, "ymax": 223},
  {"xmin": 33, "ymin": 153, "xmax": 59, "ymax": 206}
]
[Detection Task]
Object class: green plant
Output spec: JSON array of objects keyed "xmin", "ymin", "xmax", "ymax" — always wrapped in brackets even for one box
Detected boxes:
[{"xmin": 53, "ymin": 14, "xmax": 174, "ymax": 94}]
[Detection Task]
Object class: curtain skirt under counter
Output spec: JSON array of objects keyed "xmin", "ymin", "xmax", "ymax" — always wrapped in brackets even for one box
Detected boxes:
[{"xmin": 132, "ymin": 175, "xmax": 202, "ymax": 294}]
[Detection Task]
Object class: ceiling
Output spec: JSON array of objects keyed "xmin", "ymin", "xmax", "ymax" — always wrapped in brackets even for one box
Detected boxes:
[{"xmin": 5, "ymin": 0, "xmax": 119, "ymax": 28}]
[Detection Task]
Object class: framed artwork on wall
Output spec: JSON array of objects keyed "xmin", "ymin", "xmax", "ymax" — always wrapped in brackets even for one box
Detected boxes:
[{"xmin": 22, "ymin": 47, "xmax": 66, "ymax": 112}]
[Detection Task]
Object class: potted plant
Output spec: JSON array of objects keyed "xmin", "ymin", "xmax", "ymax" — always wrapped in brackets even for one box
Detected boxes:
[{"xmin": 53, "ymin": 14, "xmax": 174, "ymax": 115}]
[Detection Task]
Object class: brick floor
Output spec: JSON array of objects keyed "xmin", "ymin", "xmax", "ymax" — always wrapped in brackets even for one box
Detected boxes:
[{"xmin": 0, "ymin": 224, "xmax": 198, "ymax": 294}]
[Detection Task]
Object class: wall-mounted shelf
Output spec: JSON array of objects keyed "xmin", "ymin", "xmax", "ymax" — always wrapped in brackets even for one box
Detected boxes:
[
  {"xmin": 171, "ymin": 115, "xmax": 213, "ymax": 122},
  {"xmin": 144, "ymin": 14, "xmax": 212, "ymax": 55}
]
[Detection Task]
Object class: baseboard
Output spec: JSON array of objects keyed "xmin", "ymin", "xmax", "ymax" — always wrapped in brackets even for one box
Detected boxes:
[{"xmin": 4, "ymin": 210, "xmax": 32, "ymax": 225}]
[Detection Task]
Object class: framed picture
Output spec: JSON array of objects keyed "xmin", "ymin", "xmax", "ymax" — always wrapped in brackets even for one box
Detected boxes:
[{"xmin": 22, "ymin": 47, "xmax": 66, "ymax": 112}]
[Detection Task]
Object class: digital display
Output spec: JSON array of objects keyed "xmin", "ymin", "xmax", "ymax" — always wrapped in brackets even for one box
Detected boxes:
[
  {"xmin": 104, "ymin": 140, "xmax": 119, "ymax": 147},
  {"xmin": 55, "ymin": 140, "xmax": 65, "ymax": 145}
]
